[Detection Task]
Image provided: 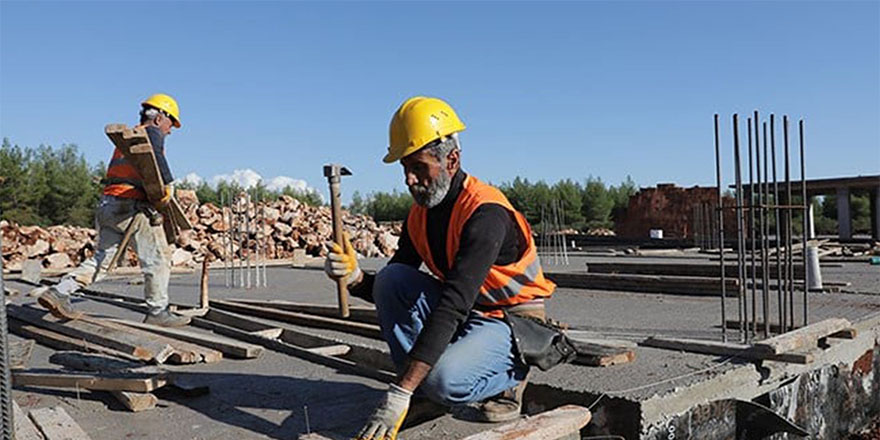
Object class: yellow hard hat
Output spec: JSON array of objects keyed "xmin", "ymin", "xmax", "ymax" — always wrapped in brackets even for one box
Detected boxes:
[
  {"xmin": 384, "ymin": 96, "xmax": 465, "ymax": 163},
  {"xmin": 141, "ymin": 93, "xmax": 181, "ymax": 128}
]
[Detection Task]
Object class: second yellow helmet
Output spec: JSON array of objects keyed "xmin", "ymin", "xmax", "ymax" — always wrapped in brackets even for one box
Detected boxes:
[
  {"xmin": 384, "ymin": 96, "xmax": 465, "ymax": 163},
  {"xmin": 142, "ymin": 93, "xmax": 181, "ymax": 128}
]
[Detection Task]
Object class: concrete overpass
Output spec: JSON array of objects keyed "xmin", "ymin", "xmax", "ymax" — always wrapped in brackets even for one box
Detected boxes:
[{"xmin": 736, "ymin": 174, "xmax": 880, "ymax": 241}]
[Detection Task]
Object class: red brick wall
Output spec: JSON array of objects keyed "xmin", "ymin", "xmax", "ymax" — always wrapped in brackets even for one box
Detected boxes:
[{"xmin": 615, "ymin": 184, "xmax": 739, "ymax": 239}]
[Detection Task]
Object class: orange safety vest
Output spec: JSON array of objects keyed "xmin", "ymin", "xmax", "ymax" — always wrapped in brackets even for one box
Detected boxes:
[
  {"xmin": 102, "ymin": 148, "xmax": 147, "ymax": 199},
  {"xmin": 406, "ymin": 175, "xmax": 555, "ymax": 318}
]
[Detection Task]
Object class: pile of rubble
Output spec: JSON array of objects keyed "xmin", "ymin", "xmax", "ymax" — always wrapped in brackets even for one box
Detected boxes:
[{"xmin": 1, "ymin": 190, "xmax": 401, "ymax": 271}]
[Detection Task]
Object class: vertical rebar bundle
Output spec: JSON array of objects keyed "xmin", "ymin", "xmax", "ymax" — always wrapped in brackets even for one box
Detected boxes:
[
  {"xmin": 715, "ymin": 112, "xmax": 809, "ymax": 341},
  {"xmin": 0, "ymin": 222, "xmax": 13, "ymax": 439}
]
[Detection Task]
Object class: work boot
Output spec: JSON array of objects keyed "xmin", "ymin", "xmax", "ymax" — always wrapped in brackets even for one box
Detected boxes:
[
  {"xmin": 143, "ymin": 309, "xmax": 191, "ymax": 327},
  {"xmin": 453, "ymin": 376, "xmax": 528, "ymax": 423},
  {"xmin": 36, "ymin": 287, "xmax": 83, "ymax": 320}
]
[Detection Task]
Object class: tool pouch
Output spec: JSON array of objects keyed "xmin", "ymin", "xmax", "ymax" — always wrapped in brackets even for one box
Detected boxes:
[{"xmin": 503, "ymin": 310, "xmax": 577, "ymax": 371}]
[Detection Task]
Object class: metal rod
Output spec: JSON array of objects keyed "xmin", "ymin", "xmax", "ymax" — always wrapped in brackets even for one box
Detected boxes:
[
  {"xmin": 754, "ymin": 113, "xmax": 767, "ymax": 338},
  {"xmin": 733, "ymin": 114, "xmax": 747, "ymax": 342},
  {"xmin": 747, "ymin": 117, "xmax": 757, "ymax": 339},
  {"xmin": 784, "ymin": 115, "xmax": 794, "ymax": 331},
  {"xmin": 714, "ymin": 114, "xmax": 727, "ymax": 342},
  {"xmin": 771, "ymin": 115, "xmax": 783, "ymax": 332},
  {"xmin": 238, "ymin": 193, "xmax": 245, "ymax": 288},
  {"xmin": 0, "ymin": 216, "xmax": 14, "ymax": 438},
  {"xmin": 800, "ymin": 119, "xmax": 808, "ymax": 326},
  {"xmin": 221, "ymin": 190, "xmax": 229, "ymax": 288},
  {"xmin": 762, "ymin": 120, "xmax": 770, "ymax": 337},
  {"xmin": 246, "ymin": 192, "xmax": 252, "ymax": 289}
]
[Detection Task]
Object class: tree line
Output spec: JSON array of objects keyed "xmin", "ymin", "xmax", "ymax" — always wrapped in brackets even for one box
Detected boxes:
[{"xmin": 1, "ymin": 139, "xmax": 872, "ymax": 236}]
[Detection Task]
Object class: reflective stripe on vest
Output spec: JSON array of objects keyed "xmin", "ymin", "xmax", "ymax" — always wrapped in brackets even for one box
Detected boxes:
[
  {"xmin": 103, "ymin": 148, "xmax": 147, "ymax": 199},
  {"xmin": 406, "ymin": 175, "xmax": 555, "ymax": 317}
]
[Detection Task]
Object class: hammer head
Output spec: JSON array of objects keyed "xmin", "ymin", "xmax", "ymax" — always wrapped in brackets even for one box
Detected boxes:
[{"xmin": 323, "ymin": 164, "xmax": 352, "ymax": 180}]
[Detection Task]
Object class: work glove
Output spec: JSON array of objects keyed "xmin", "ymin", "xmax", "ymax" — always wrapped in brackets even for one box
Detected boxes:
[
  {"xmin": 154, "ymin": 184, "xmax": 174, "ymax": 209},
  {"xmin": 324, "ymin": 232, "xmax": 362, "ymax": 285},
  {"xmin": 354, "ymin": 383, "xmax": 412, "ymax": 440}
]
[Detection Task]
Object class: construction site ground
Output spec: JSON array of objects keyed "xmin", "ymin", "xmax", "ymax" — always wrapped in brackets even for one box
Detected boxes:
[{"xmin": 6, "ymin": 251, "xmax": 880, "ymax": 439}]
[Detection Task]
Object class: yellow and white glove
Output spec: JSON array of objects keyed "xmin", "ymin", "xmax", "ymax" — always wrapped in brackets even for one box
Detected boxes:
[
  {"xmin": 354, "ymin": 383, "xmax": 411, "ymax": 440},
  {"xmin": 324, "ymin": 233, "xmax": 362, "ymax": 285},
  {"xmin": 154, "ymin": 184, "xmax": 173, "ymax": 209}
]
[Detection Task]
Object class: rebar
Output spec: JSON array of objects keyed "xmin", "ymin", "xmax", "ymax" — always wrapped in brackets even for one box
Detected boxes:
[
  {"xmin": 747, "ymin": 117, "xmax": 757, "ymax": 338},
  {"xmin": 800, "ymin": 119, "xmax": 808, "ymax": 326},
  {"xmin": 238, "ymin": 194, "xmax": 245, "ymax": 288},
  {"xmin": 0, "ymin": 220, "xmax": 14, "ymax": 439},
  {"xmin": 762, "ymin": 120, "xmax": 771, "ymax": 336},
  {"xmin": 784, "ymin": 116, "xmax": 794, "ymax": 331},
  {"xmin": 754, "ymin": 112, "xmax": 768, "ymax": 338},
  {"xmin": 771, "ymin": 115, "xmax": 783, "ymax": 332},
  {"xmin": 714, "ymin": 114, "xmax": 727, "ymax": 342},
  {"xmin": 246, "ymin": 192, "xmax": 252, "ymax": 289},
  {"xmin": 733, "ymin": 114, "xmax": 747, "ymax": 342}
]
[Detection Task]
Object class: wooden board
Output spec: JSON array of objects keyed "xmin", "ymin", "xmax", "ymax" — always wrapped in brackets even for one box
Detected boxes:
[
  {"xmin": 641, "ymin": 336, "xmax": 814, "ymax": 364},
  {"xmin": 210, "ymin": 299, "xmax": 383, "ymax": 339},
  {"xmin": 544, "ymin": 271, "xmax": 739, "ymax": 296},
  {"xmin": 9, "ymin": 339, "xmax": 35, "ymax": 369},
  {"xmin": 49, "ymin": 351, "xmax": 145, "ymax": 372},
  {"xmin": 8, "ymin": 317, "xmax": 143, "ymax": 362},
  {"xmin": 724, "ymin": 320, "xmax": 857, "ymax": 339},
  {"xmin": 7, "ymin": 304, "xmax": 172, "ymax": 362},
  {"xmin": 752, "ymin": 318, "xmax": 853, "ymax": 355},
  {"xmin": 13, "ymin": 400, "xmax": 44, "ymax": 440},
  {"xmin": 28, "ymin": 406, "xmax": 92, "ymax": 440},
  {"xmin": 307, "ymin": 344, "xmax": 351, "ymax": 357},
  {"xmin": 13, "ymin": 369, "xmax": 167, "ymax": 393},
  {"xmin": 584, "ymin": 261, "xmax": 807, "ymax": 279},
  {"xmin": 110, "ymin": 318, "xmax": 262, "ymax": 359},
  {"xmin": 461, "ymin": 405, "xmax": 591, "ymax": 440},
  {"xmin": 111, "ymin": 391, "xmax": 158, "ymax": 412},
  {"xmin": 227, "ymin": 298, "xmax": 380, "ymax": 325}
]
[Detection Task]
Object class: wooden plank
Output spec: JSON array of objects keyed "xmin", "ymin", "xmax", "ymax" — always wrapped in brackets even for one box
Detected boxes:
[
  {"xmin": 248, "ymin": 328, "xmax": 284, "ymax": 339},
  {"xmin": 7, "ymin": 304, "xmax": 169, "ymax": 362},
  {"xmin": 13, "ymin": 400, "xmax": 44, "ymax": 440},
  {"xmin": 109, "ymin": 318, "xmax": 261, "ymax": 359},
  {"xmin": 210, "ymin": 299, "xmax": 382, "ymax": 339},
  {"xmin": 752, "ymin": 318, "xmax": 853, "ymax": 355},
  {"xmin": 307, "ymin": 344, "xmax": 351, "ymax": 357},
  {"xmin": 28, "ymin": 406, "xmax": 92, "ymax": 440},
  {"xmin": 49, "ymin": 351, "xmax": 145, "ymax": 372},
  {"xmin": 111, "ymin": 391, "xmax": 158, "ymax": 412},
  {"xmin": 227, "ymin": 298, "xmax": 380, "ymax": 325},
  {"xmin": 8, "ymin": 318, "xmax": 143, "ymax": 362},
  {"xmin": 75, "ymin": 315, "xmax": 217, "ymax": 364},
  {"xmin": 641, "ymin": 337, "xmax": 814, "ymax": 364},
  {"xmin": 584, "ymin": 261, "xmax": 807, "ymax": 279},
  {"xmin": 9, "ymin": 339, "xmax": 35, "ymax": 369},
  {"xmin": 725, "ymin": 320, "xmax": 857, "ymax": 339},
  {"xmin": 568, "ymin": 339, "xmax": 635, "ymax": 367},
  {"xmin": 544, "ymin": 271, "xmax": 739, "ymax": 296},
  {"xmin": 461, "ymin": 405, "xmax": 591, "ymax": 440},
  {"xmin": 13, "ymin": 369, "xmax": 167, "ymax": 393}
]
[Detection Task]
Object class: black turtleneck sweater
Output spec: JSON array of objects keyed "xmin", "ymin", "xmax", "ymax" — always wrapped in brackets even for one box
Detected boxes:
[{"xmin": 350, "ymin": 169, "xmax": 526, "ymax": 366}]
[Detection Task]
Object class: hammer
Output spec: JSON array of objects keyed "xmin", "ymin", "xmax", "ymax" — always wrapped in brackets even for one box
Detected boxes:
[{"xmin": 323, "ymin": 164, "xmax": 352, "ymax": 318}]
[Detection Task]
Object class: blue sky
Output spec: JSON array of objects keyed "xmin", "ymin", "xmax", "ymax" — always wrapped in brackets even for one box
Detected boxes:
[{"xmin": 1, "ymin": 1, "xmax": 878, "ymax": 201}]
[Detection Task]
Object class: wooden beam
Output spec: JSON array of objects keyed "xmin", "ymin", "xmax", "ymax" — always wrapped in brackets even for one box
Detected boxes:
[
  {"xmin": 13, "ymin": 400, "xmax": 43, "ymax": 440},
  {"xmin": 13, "ymin": 369, "xmax": 168, "ymax": 393},
  {"xmin": 306, "ymin": 344, "xmax": 351, "ymax": 357},
  {"xmin": 111, "ymin": 391, "xmax": 158, "ymax": 412},
  {"xmin": 8, "ymin": 317, "xmax": 143, "ymax": 362},
  {"xmin": 544, "ymin": 271, "xmax": 739, "ymax": 296},
  {"xmin": 461, "ymin": 405, "xmax": 591, "ymax": 440},
  {"xmin": 227, "ymin": 299, "xmax": 379, "ymax": 324},
  {"xmin": 77, "ymin": 316, "xmax": 211, "ymax": 364},
  {"xmin": 109, "ymin": 318, "xmax": 262, "ymax": 359},
  {"xmin": 641, "ymin": 337, "xmax": 815, "ymax": 364},
  {"xmin": 584, "ymin": 261, "xmax": 807, "ymax": 279},
  {"xmin": 752, "ymin": 318, "xmax": 853, "ymax": 355},
  {"xmin": 28, "ymin": 406, "xmax": 92, "ymax": 440},
  {"xmin": 7, "ymin": 304, "xmax": 173, "ymax": 363},
  {"xmin": 725, "ymin": 319, "xmax": 857, "ymax": 339},
  {"xmin": 9, "ymin": 339, "xmax": 35, "ymax": 369},
  {"xmin": 49, "ymin": 351, "xmax": 144, "ymax": 372},
  {"xmin": 210, "ymin": 299, "xmax": 382, "ymax": 339}
]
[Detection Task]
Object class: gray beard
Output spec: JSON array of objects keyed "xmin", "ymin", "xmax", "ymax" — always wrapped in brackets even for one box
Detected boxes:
[{"xmin": 410, "ymin": 171, "xmax": 452, "ymax": 208}]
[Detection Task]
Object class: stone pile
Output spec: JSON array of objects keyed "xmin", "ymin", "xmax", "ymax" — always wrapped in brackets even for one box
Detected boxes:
[{"xmin": 1, "ymin": 189, "xmax": 401, "ymax": 271}]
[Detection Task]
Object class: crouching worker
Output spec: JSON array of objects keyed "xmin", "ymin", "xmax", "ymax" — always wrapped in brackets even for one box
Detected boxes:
[
  {"xmin": 325, "ymin": 97, "xmax": 569, "ymax": 440},
  {"xmin": 34, "ymin": 93, "xmax": 190, "ymax": 328}
]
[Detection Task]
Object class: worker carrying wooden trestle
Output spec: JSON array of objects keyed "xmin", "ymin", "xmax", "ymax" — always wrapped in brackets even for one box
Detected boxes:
[
  {"xmin": 325, "ymin": 96, "xmax": 575, "ymax": 440},
  {"xmin": 33, "ymin": 94, "xmax": 191, "ymax": 327}
]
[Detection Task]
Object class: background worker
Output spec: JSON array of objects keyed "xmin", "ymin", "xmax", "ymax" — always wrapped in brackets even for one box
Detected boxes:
[
  {"xmin": 35, "ymin": 93, "xmax": 191, "ymax": 327},
  {"xmin": 325, "ymin": 96, "xmax": 556, "ymax": 440}
]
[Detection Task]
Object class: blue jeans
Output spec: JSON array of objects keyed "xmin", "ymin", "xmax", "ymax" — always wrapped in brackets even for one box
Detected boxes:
[{"xmin": 373, "ymin": 263, "xmax": 527, "ymax": 406}]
